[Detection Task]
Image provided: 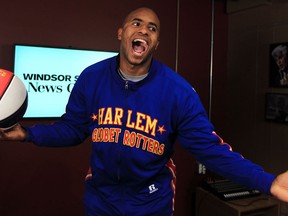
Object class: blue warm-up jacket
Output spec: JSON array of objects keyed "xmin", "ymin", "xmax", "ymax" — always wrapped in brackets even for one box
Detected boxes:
[{"xmin": 25, "ymin": 55, "xmax": 275, "ymax": 216}]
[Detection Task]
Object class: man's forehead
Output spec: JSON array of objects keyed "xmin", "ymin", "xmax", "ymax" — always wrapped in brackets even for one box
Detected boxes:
[{"xmin": 125, "ymin": 8, "xmax": 160, "ymax": 27}]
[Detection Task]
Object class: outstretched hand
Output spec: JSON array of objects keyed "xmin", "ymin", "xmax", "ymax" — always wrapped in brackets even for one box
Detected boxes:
[
  {"xmin": 271, "ymin": 171, "xmax": 288, "ymax": 202},
  {"xmin": 0, "ymin": 123, "xmax": 27, "ymax": 141}
]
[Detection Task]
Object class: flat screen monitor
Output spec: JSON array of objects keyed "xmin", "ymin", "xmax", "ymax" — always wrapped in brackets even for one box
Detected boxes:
[{"xmin": 14, "ymin": 44, "xmax": 118, "ymax": 118}]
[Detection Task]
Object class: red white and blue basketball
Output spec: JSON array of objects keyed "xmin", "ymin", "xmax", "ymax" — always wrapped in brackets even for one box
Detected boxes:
[{"xmin": 0, "ymin": 68, "xmax": 28, "ymax": 130}]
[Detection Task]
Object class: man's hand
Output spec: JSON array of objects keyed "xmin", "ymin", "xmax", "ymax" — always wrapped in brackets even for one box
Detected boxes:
[
  {"xmin": 271, "ymin": 171, "xmax": 288, "ymax": 202},
  {"xmin": 0, "ymin": 124, "xmax": 27, "ymax": 141}
]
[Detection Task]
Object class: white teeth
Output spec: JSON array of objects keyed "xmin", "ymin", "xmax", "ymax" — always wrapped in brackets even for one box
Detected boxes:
[{"xmin": 133, "ymin": 39, "xmax": 147, "ymax": 44}]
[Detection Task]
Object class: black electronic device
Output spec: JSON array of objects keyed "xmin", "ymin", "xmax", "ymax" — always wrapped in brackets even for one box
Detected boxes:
[{"xmin": 203, "ymin": 178, "xmax": 261, "ymax": 201}]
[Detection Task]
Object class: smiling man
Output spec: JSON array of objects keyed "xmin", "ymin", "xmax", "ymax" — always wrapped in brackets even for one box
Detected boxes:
[
  {"xmin": 2, "ymin": 7, "xmax": 288, "ymax": 216},
  {"xmin": 117, "ymin": 7, "xmax": 160, "ymax": 76}
]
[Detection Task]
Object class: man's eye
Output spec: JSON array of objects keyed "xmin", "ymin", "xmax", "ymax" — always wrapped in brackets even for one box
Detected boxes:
[
  {"xmin": 132, "ymin": 22, "xmax": 140, "ymax": 26},
  {"xmin": 149, "ymin": 27, "xmax": 157, "ymax": 32}
]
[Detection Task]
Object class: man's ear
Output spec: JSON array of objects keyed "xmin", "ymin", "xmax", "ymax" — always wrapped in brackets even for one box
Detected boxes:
[
  {"xmin": 117, "ymin": 28, "xmax": 123, "ymax": 40},
  {"xmin": 155, "ymin": 40, "xmax": 160, "ymax": 50}
]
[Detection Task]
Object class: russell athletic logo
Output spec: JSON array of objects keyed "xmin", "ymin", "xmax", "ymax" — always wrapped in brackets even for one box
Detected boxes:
[
  {"xmin": 0, "ymin": 70, "xmax": 7, "ymax": 77},
  {"xmin": 148, "ymin": 184, "xmax": 159, "ymax": 194}
]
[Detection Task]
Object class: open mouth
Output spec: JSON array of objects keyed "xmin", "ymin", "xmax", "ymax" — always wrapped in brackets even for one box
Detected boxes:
[{"xmin": 132, "ymin": 39, "xmax": 148, "ymax": 54}]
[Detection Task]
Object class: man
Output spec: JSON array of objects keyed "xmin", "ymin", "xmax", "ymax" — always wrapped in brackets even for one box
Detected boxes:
[
  {"xmin": 1, "ymin": 7, "xmax": 288, "ymax": 216},
  {"xmin": 271, "ymin": 44, "xmax": 288, "ymax": 86}
]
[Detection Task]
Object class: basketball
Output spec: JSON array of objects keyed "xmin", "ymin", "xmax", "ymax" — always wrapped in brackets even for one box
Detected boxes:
[{"xmin": 0, "ymin": 68, "xmax": 28, "ymax": 130}]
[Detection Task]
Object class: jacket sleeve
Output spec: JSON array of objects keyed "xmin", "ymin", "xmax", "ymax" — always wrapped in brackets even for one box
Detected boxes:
[{"xmin": 175, "ymin": 87, "xmax": 275, "ymax": 194}]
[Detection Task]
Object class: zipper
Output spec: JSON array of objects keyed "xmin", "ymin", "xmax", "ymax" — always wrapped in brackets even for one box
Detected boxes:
[{"xmin": 117, "ymin": 80, "xmax": 129, "ymax": 182}]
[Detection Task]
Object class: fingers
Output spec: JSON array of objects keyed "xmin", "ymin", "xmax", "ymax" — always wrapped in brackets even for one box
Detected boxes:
[
  {"xmin": 0, "ymin": 123, "xmax": 27, "ymax": 141},
  {"xmin": 0, "ymin": 127, "xmax": 10, "ymax": 140},
  {"xmin": 0, "ymin": 129, "xmax": 5, "ymax": 140}
]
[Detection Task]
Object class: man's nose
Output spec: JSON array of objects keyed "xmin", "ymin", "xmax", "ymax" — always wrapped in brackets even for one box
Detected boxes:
[{"xmin": 138, "ymin": 25, "xmax": 149, "ymax": 35}]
